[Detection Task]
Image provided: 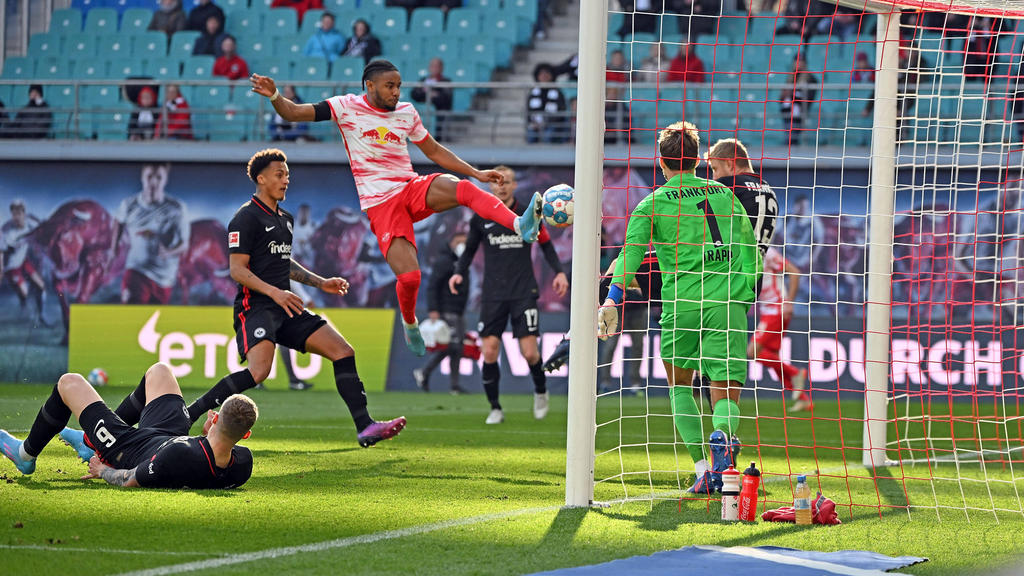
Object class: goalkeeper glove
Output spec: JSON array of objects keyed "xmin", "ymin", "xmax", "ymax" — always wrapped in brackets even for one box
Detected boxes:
[{"xmin": 597, "ymin": 300, "xmax": 619, "ymax": 341}]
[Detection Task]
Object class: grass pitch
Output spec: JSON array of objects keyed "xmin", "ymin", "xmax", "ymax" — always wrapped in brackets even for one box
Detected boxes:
[{"xmin": 2, "ymin": 383, "xmax": 1023, "ymax": 575}]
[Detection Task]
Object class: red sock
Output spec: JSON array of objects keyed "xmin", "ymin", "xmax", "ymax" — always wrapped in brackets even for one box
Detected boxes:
[
  {"xmin": 758, "ymin": 349, "xmax": 799, "ymax": 388},
  {"xmin": 395, "ymin": 270, "xmax": 420, "ymax": 325},
  {"xmin": 456, "ymin": 180, "xmax": 517, "ymax": 230}
]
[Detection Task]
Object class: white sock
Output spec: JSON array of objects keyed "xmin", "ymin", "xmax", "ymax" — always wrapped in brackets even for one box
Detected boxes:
[
  {"xmin": 404, "ymin": 318, "xmax": 419, "ymax": 329},
  {"xmin": 513, "ymin": 217, "xmax": 522, "ymax": 235},
  {"xmin": 19, "ymin": 443, "xmax": 35, "ymax": 462},
  {"xmin": 694, "ymin": 459, "xmax": 708, "ymax": 477}
]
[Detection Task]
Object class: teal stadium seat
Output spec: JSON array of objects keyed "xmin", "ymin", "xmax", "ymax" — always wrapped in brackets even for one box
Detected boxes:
[
  {"xmin": 484, "ymin": 12, "xmax": 518, "ymax": 51},
  {"xmin": 146, "ymin": 58, "xmax": 181, "ymax": 79},
  {"xmin": 373, "ymin": 8, "xmax": 408, "ymax": 35},
  {"xmin": 607, "ymin": 12, "xmax": 624, "ymax": 39},
  {"xmin": 362, "ymin": 0, "xmax": 388, "ymax": 8},
  {"xmin": 121, "ymin": 8, "xmax": 153, "ymax": 34},
  {"xmin": 170, "ymin": 30, "xmax": 201, "ymax": 59},
  {"xmin": 329, "ymin": 56, "xmax": 364, "ymax": 84},
  {"xmin": 421, "ymin": 37, "xmax": 458, "ymax": 62},
  {"xmin": 209, "ymin": 106, "xmax": 253, "ymax": 141},
  {"xmin": 182, "ymin": 56, "xmax": 216, "ymax": 78},
  {"xmin": 108, "ymin": 57, "xmax": 145, "ymax": 77},
  {"xmin": 98, "ymin": 35, "xmax": 131, "ymax": 59},
  {"xmin": 217, "ymin": 0, "xmax": 247, "ymax": 10},
  {"xmin": 325, "ymin": 0, "xmax": 357, "ymax": 10},
  {"xmin": 240, "ymin": 36, "xmax": 272, "ymax": 61},
  {"xmin": 232, "ymin": 85, "xmax": 265, "ymax": 110},
  {"xmin": 73, "ymin": 59, "xmax": 107, "ymax": 79},
  {"xmin": 292, "ymin": 58, "xmax": 328, "ymax": 80},
  {"xmin": 272, "ymin": 35, "xmax": 305, "ymax": 60},
  {"xmin": 767, "ymin": 35, "xmax": 802, "ymax": 73},
  {"xmin": 465, "ymin": 0, "xmax": 499, "ymax": 7},
  {"xmin": 1, "ymin": 57, "xmax": 34, "ymax": 79},
  {"xmin": 0, "ymin": 85, "xmax": 13, "ymax": 107},
  {"xmin": 391, "ymin": 36, "xmax": 422, "ymax": 61},
  {"xmin": 250, "ymin": 0, "xmax": 274, "ymax": 11},
  {"xmin": 502, "ymin": 0, "xmax": 538, "ymax": 44},
  {"xmin": 37, "ymin": 60, "xmax": 75, "ymax": 79},
  {"xmin": 84, "ymin": 8, "xmax": 119, "ymax": 35},
  {"xmin": 50, "ymin": 9, "xmax": 83, "ymax": 34},
  {"xmin": 230, "ymin": 11, "xmax": 264, "ymax": 37},
  {"xmin": 193, "ymin": 85, "xmax": 232, "ymax": 108},
  {"xmin": 135, "ymin": 31, "xmax": 169, "ymax": 59},
  {"xmin": 93, "ymin": 104, "xmax": 133, "ymax": 141},
  {"xmin": 83, "ymin": 85, "xmax": 122, "ymax": 107},
  {"xmin": 265, "ymin": 9, "xmax": 299, "ymax": 36},
  {"xmin": 447, "ymin": 7, "xmax": 481, "ymax": 34},
  {"xmin": 29, "ymin": 33, "xmax": 62, "ymax": 59},
  {"xmin": 409, "ymin": 8, "xmax": 444, "ymax": 34},
  {"xmin": 300, "ymin": 10, "xmax": 326, "ymax": 36}
]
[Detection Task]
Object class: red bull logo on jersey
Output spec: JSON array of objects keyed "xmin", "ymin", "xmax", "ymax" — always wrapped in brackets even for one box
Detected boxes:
[{"xmin": 360, "ymin": 127, "xmax": 403, "ymax": 145}]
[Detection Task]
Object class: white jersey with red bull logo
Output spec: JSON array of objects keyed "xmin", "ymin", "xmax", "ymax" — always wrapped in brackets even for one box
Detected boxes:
[
  {"xmin": 326, "ymin": 94, "xmax": 430, "ymax": 211},
  {"xmin": 758, "ymin": 247, "xmax": 787, "ymax": 316}
]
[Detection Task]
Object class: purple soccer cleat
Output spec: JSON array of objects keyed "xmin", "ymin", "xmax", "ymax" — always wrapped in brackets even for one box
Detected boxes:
[{"xmin": 357, "ymin": 417, "xmax": 407, "ymax": 448}]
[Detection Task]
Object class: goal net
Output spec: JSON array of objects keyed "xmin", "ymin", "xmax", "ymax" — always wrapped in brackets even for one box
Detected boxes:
[{"xmin": 566, "ymin": 0, "xmax": 1024, "ymax": 520}]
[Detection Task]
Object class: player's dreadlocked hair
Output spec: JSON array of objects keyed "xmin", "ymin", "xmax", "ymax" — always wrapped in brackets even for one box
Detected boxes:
[
  {"xmin": 659, "ymin": 121, "xmax": 700, "ymax": 172},
  {"xmin": 247, "ymin": 148, "xmax": 287, "ymax": 183},
  {"xmin": 362, "ymin": 59, "xmax": 399, "ymax": 90},
  {"xmin": 218, "ymin": 394, "xmax": 259, "ymax": 441}
]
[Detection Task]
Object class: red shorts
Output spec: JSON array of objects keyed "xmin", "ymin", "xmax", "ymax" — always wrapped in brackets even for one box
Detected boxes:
[
  {"xmin": 5, "ymin": 260, "xmax": 37, "ymax": 288},
  {"xmin": 365, "ymin": 173, "xmax": 442, "ymax": 258},
  {"xmin": 122, "ymin": 269, "xmax": 172, "ymax": 305},
  {"xmin": 754, "ymin": 314, "xmax": 787, "ymax": 352}
]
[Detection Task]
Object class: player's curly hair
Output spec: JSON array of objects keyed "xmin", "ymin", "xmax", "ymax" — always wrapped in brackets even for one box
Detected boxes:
[
  {"xmin": 362, "ymin": 59, "xmax": 398, "ymax": 90},
  {"xmin": 218, "ymin": 394, "xmax": 259, "ymax": 441},
  {"xmin": 247, "ymin": 148, "xmax": 287, "ymax": 183},
  {"xmin": 659, "ymin": 121, "xmax": 699, "ymax": 172}
]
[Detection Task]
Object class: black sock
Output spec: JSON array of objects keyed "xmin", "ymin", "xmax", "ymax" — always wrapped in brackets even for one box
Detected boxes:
[
  {"xmin": 482, "ymin": 361, "xmax": 501, "ymax": 410},
  {"xmin": 529, "ymin": 360, "xmax": 547, "ymax": 394},
  {"xmin": 334, "ymin": 356, "xmax": 373, "ymax": 432},
  {"xmin": 23, "ymin": 384, "xmax": 72, "ymax": 457},
  {"xmin": 186, "ymin": 370, "xmax": 256, "ymax": 424},
  {"xmin": 33, "ymin": 287, "xmax": 44, "ymax": 316},
  {"xmin": 280, "ymin": 347, "xmax": 299, "ymax": 382},
  {"xmin": 114, "ymin": 375, "xmax": 148, "ymax": 426}
]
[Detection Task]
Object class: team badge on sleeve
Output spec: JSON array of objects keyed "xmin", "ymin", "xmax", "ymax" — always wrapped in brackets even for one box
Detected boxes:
[{"xmin": 228, "ymin": 231, "xmax": 240, "ymax": 248}]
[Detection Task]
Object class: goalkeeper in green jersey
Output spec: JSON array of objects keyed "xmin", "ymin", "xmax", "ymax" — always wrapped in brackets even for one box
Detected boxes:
[{"xmin": 597, "ymin": 121, "xmax": 761, "ymax": 494}]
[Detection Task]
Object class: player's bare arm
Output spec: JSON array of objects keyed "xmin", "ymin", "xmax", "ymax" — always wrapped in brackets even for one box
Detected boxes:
[
  {"xmin": 414, "ymin": 135, "xmax": 504, "ymax": 184},
  {"xmin": 250, "ymin": 74, "xmax": 317, "ymax": 122},
  {"xmin": 289, "ymin": 260, "xmax": 349, "ymax": 296},
  {"xmin": 82, "ymin": 456, "xmax": 140, "ymax": 487},
  {"xmin": 230, "ymin": 252, "xmax": 304, "ymax": 317}
]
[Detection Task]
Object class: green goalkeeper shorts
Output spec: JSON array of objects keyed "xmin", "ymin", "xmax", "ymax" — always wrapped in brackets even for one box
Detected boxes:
[{"xmin": 659, "ymin": 303, "xmax": 749, "ymax": 383}]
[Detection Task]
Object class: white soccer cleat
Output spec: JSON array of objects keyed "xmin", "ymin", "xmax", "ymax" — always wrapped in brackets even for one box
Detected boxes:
[
  {"xmin": 485, "ymin": 409, "xmax": 504, "ymax": 425},
  {"xmin": 788, "ymin": 398, "xmax": 814, "ymax": 413},
  {"xmin": 790, "ymin": 368, "xmax": 807, "ymax": 401},
  {"xmin": 533, "ymin": 392, "xmax": 549, "ymax": 420}
]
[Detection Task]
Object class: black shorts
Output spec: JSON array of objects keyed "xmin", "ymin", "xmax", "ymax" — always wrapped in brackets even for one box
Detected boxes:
[
  {"xmin": 478, "ymin": 298, "xmax": 540, "ymax": 339},
  {"xmin": 79, "ymin": 394, "xmax": 190, "ymax": 469},
  {"xmin": 233, "ymin": 305, "xmax": 327, "ymax": 361}
]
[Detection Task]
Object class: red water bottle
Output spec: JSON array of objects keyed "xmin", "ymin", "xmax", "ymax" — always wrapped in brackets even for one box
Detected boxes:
[{"xmin": 739, "ymin": 461, "xmax": 761, "ymax": 522}]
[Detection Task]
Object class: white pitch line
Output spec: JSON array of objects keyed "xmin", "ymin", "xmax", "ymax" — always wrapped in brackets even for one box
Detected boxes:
[
  {"xmin": 0, "ymin": 544, "xmax": 210, "ymax": 556},
  {"xmin": 113, "ymin": 505, "xmax": 558, "ymax": 576}
]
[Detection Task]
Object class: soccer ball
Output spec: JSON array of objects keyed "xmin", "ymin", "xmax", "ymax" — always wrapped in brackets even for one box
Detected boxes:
[
  {"xmin": 542, "ymin": 184, "xmax": 574, "ymax": 228},
  {"xmin": 87, "ymin": 368, "xmax": 108, "ymax": 387}
]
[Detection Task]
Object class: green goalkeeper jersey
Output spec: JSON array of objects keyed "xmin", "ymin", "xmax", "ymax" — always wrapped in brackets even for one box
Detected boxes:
[{"xmin": 612, "ymin": 172, "xmax": 761, "ymax": 315}]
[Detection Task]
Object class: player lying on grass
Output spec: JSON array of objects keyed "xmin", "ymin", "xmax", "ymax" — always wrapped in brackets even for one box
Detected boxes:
[
  {"xmin": 185, "ymin": 149, "xmax": 405, "ymax": 448},
  {"xmin": 598, "ymin": 121, "xmax": 761, "ymax": 495},
  {"xmin": 0, "ymin": 362, "xmax": 257, "ymax": 489},
  {"xmin": 250, "ymin": 60, "xmax": 545, "ymax": 357}
]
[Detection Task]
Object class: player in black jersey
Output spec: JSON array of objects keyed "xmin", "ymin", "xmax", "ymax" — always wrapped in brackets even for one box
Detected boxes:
[
  {"xmin": 705, "ymin": 138, "xmax": 779, "ymax": 257},
  {"xmin": 0, "ymin": 362, "xmax": 256, "ymax": 489},
  {"xmin": 184, "ymin": 149, "xmax": 405, "ymax": 448},
  {"xmin": 448, "ymin": 166, "xmax": 568, "ymax": 424}
]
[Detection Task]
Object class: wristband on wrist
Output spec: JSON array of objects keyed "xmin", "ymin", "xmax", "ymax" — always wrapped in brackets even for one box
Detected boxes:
[
  {"xmin": 607, "ymin": 284, "xmax": 624, "ymax": 305},
  {"xmin": 270, "ymin": 89, "xmax": 281, "ymax": 102}
]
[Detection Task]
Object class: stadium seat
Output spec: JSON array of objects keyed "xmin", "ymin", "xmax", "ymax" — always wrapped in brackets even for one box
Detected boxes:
[
  {"xmin": 767, "ymin": 36, "xmax": 802, "ymax": 73},
  {"xmin": 421, "ymin": 37, "xmax": 458, "ymax": 62},
  {"xmin": 329, "ymin": 56, "xmax": 364, "ymax": 83},
  {"xmin": 135, "ymin": 31, "xmax": 170, "ymax": 59},
  {"xmin": 83, "ymin": 85, "xmax": 122, "ymax": 107},
  {"xmin": 92, "ymin": 103, "xmax": 133, "ymax": 141},
  {"xmin": 193, "ymin": 85, "xmax": 232, "ymax": 108},
  {"xmin": 121, "ymin": 8, "xmax": 152, "ymax": 33},
  {"xmin": 50, "ymin": 9, "xmax": 84, "ymax": 34},
  {"xmin": 182, "ymin": 55, "xmax": 216, "ymax": 78},
  {"xmin": 446, "ymin": 7, "xmax": 481, "ymax": 33},
  {"xmin": 232, "ymin": 85, "xmax": 265, "ymax": 109},
  {"xmin": 1, "ymin": 57, "xmax": 33, "ymax": 79},
  {"xmin": 97, "ymin": 35, "xmax": 131, "ymax": 59},
  {"xmin": 293, "ymin": 58, "xmax": 328, "ymax": 80},
  {"xmin": 325, "ymin": 0, "xmax": 357, "ymax": 10},
  {"xmin": 146, "ymin": 58, "xmax": 182, "ymax": 79},
  {"xmin": 209, "ymin": 106, "xmax": 254, "ymax": 141},
  {"xmin": 373, "ymin": 7, "xmax": 408, "ymax": 35},
  {"xmin": 257, "ymin": 58, "xmax": 291, "ymax": 78},
  {"xmin": 240, "ymin": 36, "xmax": 272, "ymax": 61},
  {"xmin": 84, "ymin": 8, "xmax": 119, "ymax": 35},
  {"xmin": 213, "ymin": 0, "xmax": 246, "ymax": 9},
  {"xmin": 71, "ymin": 0, "xmax": 107, "ymax": 11},
  {"xmin": 483, "ymin": 12, "xmax": 518, "ymax": 47},
  {"xmin": 272, "ymin": 36, "xmax": 306, "ymax": 60},
  {"xmin": 229, "ymin": 11, "xmax": 264, "ymax": 36},
  {"xmin": 300, "ymin": 10, "xmax": 326, "ymax": 37},
  {"xmin": 462, "ymin": 36, "xmax": 497, "ymax": 70},
  {"xmin": 464, "ymin": 0, "xmax": 498, "ymax": 7},
  {"xmin": 265, "ymin": 8, "xmax": 299, "ymax": 36},
  {"xmin": 109, "ymin": 0, "xmax": 153, "ymax": 13},
  {"xmin": 170, "ymin": 30, "xmax": 201, "ymax": 59},
  {"xmin": 409, "ymin": 8, "xmax": 444, "ymax": 34},
  {"xmin": 73, "ymin": 59, "xmax": 108, "ymax": 79},
  {"xmin": 607, "ymin": 12, "xmax": 624, "ymax": 40},
  {"xmin": 29, "ymin": 33, "xmax": 62, "ymax": 59},
  {"xmin": 390, "ymin": 36, "xmax": 422, "ymax": 61},
  {"xmin": 362, "ymin": 0, "xmax": 387, "ymax": 8},
  {"xmin": 501, "ymin": 0, "xmax": 537, "ymax": 44},
  {"xmin": 108, "ymin": 57, "xmax": 144, "ymax": 77},
  {"xmin": 36, "ymin": 60, "xmax": 75, "ymax": 79},
  {"xmin": 250, "ymin": 0, "xmax": 274, "ymax": 11}
]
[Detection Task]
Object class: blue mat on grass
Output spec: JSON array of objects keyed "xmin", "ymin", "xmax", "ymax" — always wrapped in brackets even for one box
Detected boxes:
[{"xmin": 533, "ymin": 545, "xmax": 927, "ymax": 575}]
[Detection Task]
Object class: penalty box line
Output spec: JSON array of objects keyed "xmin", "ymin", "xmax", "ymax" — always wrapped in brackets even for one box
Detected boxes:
[{"xmin": 113, "ymin": 505, "xmax": 559, "ymax": 576}]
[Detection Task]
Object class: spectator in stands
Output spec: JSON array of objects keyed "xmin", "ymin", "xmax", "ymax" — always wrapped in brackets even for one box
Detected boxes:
[
  {"xmin": 815, "ymin": 6, "xmax": 860, "ymax": 40},
  {"xmin": 780, "ymin": 54, "xmax": 818, "ymax": 146},
  {"xmin": 411, "ymin": 57, "xmax": 453, "ymax": 142},
  {"xmin": 633, "ymin": 43, "xmax": 670, "ymax": 82},
  {"xmin": 193, "ymin": 14, "xmax": 227, "ymax": 57},
  {"xmin": 552, "ymin": 53, "xmax": 579, "ymax": 81},
  {"xmin": 9, "ymin": 85, "xmax": 52, "ymax": 139},
  {"xmin": 526, "ymin": 63, "xmax": 568, "ymax": 144},
  {"xmin": 852, "ymin": 51, "xmax": 874, "ymax": 83},
  {"xmin": 213, "ymin": 35, "xmax": 250, "ymax": 80},
  {"xmin": 964, "ymin": 16, "xmax": 998, "ymax": 82},
  {"xmin": 387, "ymin": 0, "xmax": 463, "ymax": 17},
  {"xmin": 269, "ymin": 86, "xmax": 311, "ymax": 142},
  {"xmin": 148, "ymin": 0, "xmax": 186, "ymax": 38},
  {"xmin": 128, "ymin": 87, "xmax": 161, "ymax": 141},
  {"xmin": 186, "ymin": 0, "xmax": 225, "ymax": 33},
  {"xmin": 303, "ymin": 11, "xmax": 345, "ymax": 63},
  {"xmin": 665, "ymin": 42, "xmax": 705, "ymax": 83},
  {"xmin": 342, "ymin": 19, "xmax": 382, "ymax": 65},
  {"xmin": 156, "ymin": 84, "xmax": 193, "ymax": 140},
  {"xmin": 271, "ymin": 0, "xmax": 324, "ymax": 25},
  {"xmin": 666, "ymin": 0, "xmax": 721, "ymax": 39},
  {"xmin": 615, "ymin": 0, "xmax": 664, "ymax": 38}
]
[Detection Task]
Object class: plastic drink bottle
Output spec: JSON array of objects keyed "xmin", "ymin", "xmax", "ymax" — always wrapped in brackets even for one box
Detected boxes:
[
  {"xmin": 721, "ymin": 466, "xmax": 741, "ymax": 521},
  {"xmin": 794, "ymin": 475, "xmax": 812, "ymax": 525},
  {"xmin": 738, "ymin": 462, "xmax": 761, "ymax": 521}
]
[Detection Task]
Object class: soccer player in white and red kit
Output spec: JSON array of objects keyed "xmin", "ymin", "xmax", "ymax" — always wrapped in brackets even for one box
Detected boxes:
[
  {"xmin": 250, "ymin": 61, "xmax": 544, "ymax": 356},
  {"xmin": 750, "ymin": 247, "xmax": 810, "ymax": 411}
]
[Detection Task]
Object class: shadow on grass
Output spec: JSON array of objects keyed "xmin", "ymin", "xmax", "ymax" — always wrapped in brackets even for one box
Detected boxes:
[{"xmin": 539, "ymin": 507, "xmax": 588, "ymax": 548}]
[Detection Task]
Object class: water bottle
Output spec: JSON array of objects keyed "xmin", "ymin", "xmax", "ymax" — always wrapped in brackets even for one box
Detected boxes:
[
  {"xmin": 721, "ymin": 466, "xmax": 741, "ymax": 521},
  {"xmin": 739, "ymin": 462, "xmax": 761, "ymax": 522},
  {"xmin": 794, "ymin": 475, "xmax": 812, "ymax": 525}
]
